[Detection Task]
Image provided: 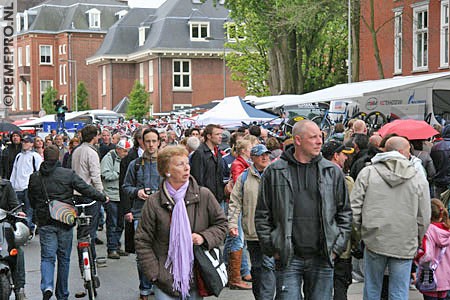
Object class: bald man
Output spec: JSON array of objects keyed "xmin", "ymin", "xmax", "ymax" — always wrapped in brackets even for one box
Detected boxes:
[
  {"xmin": 255, "ymin": 120, "xmax": 352, "ymax": 300},
  {"xmin": 351, "ymin": 136, "xmax": 431, "ymax": 300},
  {"xmin": 353, "ymin": 120, "xmax": 367, "ymax": 135}
]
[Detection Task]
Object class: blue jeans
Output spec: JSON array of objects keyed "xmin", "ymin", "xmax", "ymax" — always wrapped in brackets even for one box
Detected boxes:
[
  {"xmin": 222, "ymin": 202, "xmax": 250, "ymax": 277},
  {"xmin": 57, "ymin": 115, "xmax": 65, "ymax": 132},
  {"xmin": 247, "ymin": 241, "xmax": 276, "ymax": 300},
  {"xmin": 16, "ymin": 189, "xmax": 34, "ymax": 230},
  {"xmin": 39, "ymin": 225, "xmax": 73, "ymax": 300},
  {"xmin": 275, "ymin": 255, "xmax": 333, "ymax": 300},
  {"xmin": 153, "ymin": 285, "xmax": 203, "ymax": 300},
  {"xmin": 363, "ymin": 248, "xmax": 412, "ymax": 300},
  {"xmin": 105, "ymin": 201, "xmax": 122, "ymax": 252},
  {"xmin": 134, "ymin": 220, "xmax": 152, "ymax": 295}
]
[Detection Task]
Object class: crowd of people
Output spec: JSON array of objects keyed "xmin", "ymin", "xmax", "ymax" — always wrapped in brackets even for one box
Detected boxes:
[{"xmin": 0, "ymin": 117, "xmax": 449, "ymax": 300}]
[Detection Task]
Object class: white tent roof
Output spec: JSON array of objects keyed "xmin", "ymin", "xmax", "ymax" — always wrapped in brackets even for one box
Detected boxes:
[
  {"xmin": 256, "ymin": 72, "xmax": 450, "ymax": 109},
  {"xmin": 194, "ymin": 96, "xmax": 277, "ymax": 127},
  {"xmin": 20, "ymin": 110, "xmax": 119, "ymax": 127}
]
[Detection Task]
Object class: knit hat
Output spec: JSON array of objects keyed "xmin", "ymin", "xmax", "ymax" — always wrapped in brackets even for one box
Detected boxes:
[{"xmin": 44, "ymin": 145, "xmax": 60, "ymax": 161}]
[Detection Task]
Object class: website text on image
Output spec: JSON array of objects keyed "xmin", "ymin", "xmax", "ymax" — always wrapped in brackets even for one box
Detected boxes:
[{"xmin": 0, "ymin": 0, "xmax": 15, "ymax": 119}]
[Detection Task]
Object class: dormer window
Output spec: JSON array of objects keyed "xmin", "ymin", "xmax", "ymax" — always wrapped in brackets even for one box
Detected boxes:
[
  {"xmin": 16, "ymin": 13, "xmax": 22, "ymax": 32},
  {"xmin": 24, "ymin": 11, "xmax": 28, "ymax": 31},
  {"xmin": 86, "ymin": 8, "xmax": 101, "ymax": 29},
  {"xmin": 139, "ymin": 26, "xmax": 149, "ymax": 46},
  {"xmin": 189, "ymin": 21, "xmax": 209, "ymax": 41},
  {"xmin": 115, "ymin": 9, "xmax": 128, "ymax": 20},
  {"xmin": 226, "ymin": 22, "xmax": 246, "ymax": 42}
]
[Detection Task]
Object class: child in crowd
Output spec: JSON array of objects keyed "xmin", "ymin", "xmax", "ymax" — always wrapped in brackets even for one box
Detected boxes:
[{"xmin": 415, "ymin": 199, "xmax": 450, "ymax": 300}]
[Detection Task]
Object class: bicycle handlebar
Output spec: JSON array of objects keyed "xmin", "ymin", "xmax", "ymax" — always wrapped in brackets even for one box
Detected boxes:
[{"xmin": 75, "ymin": 201, "xmax": 97, "ymax": 209}]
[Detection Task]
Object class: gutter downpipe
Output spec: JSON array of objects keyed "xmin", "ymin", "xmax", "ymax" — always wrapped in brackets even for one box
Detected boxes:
[{"xmin": 158, "ymin": 55, "xmax": 162, "ymax": 113}]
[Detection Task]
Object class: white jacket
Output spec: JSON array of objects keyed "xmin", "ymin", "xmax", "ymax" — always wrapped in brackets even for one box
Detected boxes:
[{"xmin": 10, "ymin": 150, "xmax": 42, "ymax": 191}]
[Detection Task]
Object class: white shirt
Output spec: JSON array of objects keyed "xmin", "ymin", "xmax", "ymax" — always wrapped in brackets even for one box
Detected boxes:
[{"xmin": 10, "ymin": 150, "xmax": 43, "ymax": 192}]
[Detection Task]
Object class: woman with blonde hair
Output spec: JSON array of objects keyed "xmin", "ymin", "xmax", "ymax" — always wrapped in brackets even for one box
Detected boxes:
[
  {"xmin": 135, "ymin": 146, "xmax": 226, "ymax": 299},
  {"xmin": 33, "ymin": 136, "xmax": 45, "ymax": 159}
]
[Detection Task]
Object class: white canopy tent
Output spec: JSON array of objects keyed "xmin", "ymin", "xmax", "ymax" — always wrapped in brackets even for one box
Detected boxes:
[
  {"xmin": 256, "ymin": 72, "xmax": 450, "ymax": 110},
  {"xmin": 194, "ymin": 96, "xmax": 278, "ymax": 127}
]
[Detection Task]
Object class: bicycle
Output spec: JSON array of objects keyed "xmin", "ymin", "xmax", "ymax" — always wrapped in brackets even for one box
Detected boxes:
[{"xmin": 75, "ymin": 201, "xmax": 99, "ymax": 300}]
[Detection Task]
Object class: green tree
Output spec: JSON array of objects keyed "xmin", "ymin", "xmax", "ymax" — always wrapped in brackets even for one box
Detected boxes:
[
  {"xmin": 76, "ymin": 81, "xmax": 90, "ymax": 111},
  {"xmin": 224, "ymin": 0, "xmax": 348, "ymax": 95},
  {"xmin": 126, "ymin": 81, "xmax": 149, "ymax": 122},
  {"xmin": 42, "ymin": 86, "xmax": 58, "ymax": 114}
]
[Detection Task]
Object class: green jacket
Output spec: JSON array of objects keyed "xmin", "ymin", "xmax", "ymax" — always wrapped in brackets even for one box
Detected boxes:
[{"xmin": 100, "ymin": 149, "xmax": 121, "ymax": 201}]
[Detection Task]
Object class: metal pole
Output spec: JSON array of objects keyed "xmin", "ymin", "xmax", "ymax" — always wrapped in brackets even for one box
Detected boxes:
[
  {"xmin": 223, "ymin": 47, "xmax": 226, "ymax": 98},
  {"xmin": 348, "ymin": 0, "xmax": 352, "ymax": 83},
  {"xmin": 74, "ymin": 61, "xmax": 78, "ymax": 111}
]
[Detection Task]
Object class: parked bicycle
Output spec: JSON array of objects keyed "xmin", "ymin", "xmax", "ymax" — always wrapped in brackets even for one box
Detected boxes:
[{"xmin": 75, "ymin": 201, "xmax": 99, "ymax": 300}]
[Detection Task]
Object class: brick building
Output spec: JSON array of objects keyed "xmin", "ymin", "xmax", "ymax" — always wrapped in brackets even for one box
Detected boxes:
[
  {"xmin": 87, "ymin": 0, "xmax": 246, "ymax": 114},
  {"xmin": 359, "ymin": 0, "xmax": 449, "ymax": 80},
  {"xmin": 14, "ymin": 0, "xmax": 128, "ymax": 117}
]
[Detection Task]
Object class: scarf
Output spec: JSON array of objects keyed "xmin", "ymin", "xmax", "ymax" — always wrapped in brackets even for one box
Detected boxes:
[{"xmin": 164, "ymin": 180, "xmax": 193, "ymax": 299}]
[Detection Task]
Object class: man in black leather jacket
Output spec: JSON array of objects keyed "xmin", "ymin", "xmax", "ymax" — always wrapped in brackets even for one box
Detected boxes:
[{"xmin": 255, "ymin": 120, "xmax": 352, "ymax": 300}]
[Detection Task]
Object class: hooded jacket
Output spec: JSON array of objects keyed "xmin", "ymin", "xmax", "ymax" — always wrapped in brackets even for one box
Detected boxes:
[
  {"xmin": 0, "ymin": 138, "xmax": 22, "ymax": 180},
  {"xmin": 351, "ymin": 151, "xmax": 431, "ymax": 259},
  {"xmin": 255, "ymin": 146, "xmax": 352, "ymax": 267},
  {"xmin": 417, "ymin": 222, "xmax": 450, "ymax": 291},
  {"xmin": 28, "ymin": 160, "xmax": 107, "ymax": 228},
  {"xmin": 431, "ymin": 125, "xmax": 450, "ymax": 187},
  {"xmin": 101, "ymin": 149, "xmax": 121, "ymax": 201}
]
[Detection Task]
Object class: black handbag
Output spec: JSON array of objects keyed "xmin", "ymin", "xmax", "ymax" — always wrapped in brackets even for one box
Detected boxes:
[{"xmin": 192, "ymin": 203, "xmax": 227, "ymax": 297}]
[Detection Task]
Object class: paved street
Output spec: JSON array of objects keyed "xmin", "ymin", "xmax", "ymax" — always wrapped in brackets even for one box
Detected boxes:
[{"xmin": 21, "ymin": 229, "xmax": 423, "ymax": 300}]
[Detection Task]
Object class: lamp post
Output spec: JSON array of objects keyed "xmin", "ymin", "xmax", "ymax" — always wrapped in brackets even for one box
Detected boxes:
[
  {"xmin": 205, "ymin": 37, "xmax": 227, "ymax": 98},
  {"xmin": 59, "ymin": 59, "xmax": 78, "ymax": 111},
  {"xmin": 347, "ymin": 0, "xmax": 352, "ymax": 83}
]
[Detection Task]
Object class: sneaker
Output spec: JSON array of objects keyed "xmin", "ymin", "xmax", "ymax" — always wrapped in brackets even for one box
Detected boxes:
[
  {"xmin": 43, "ymin": 289, "xmax": 52, "ymax": 300},
  {"xmin": 95, "ymin": 238, "xmax": 104, "ymax": 245},
  {"xmin": 108, "ymin": 251, "xmax": 120, "ymax": 259},
  {"xmin": 117, "ymin": 249, "xmax": 129, "ymax": 256}
]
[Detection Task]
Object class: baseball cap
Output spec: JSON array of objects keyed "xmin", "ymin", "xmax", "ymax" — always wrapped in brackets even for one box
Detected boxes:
[
  {"xmin": 250, "ymin": 144, "xmax": 271, "ymax": 156},
  {"xmin": 321, "ymin": 140, "xmax": 354, "ymax": 159},
  {"xmin": 116, "ymin": 139, "xmax": 133, "ymax": 150},
  {"xmin": 22, "ymin": 136, "xmax": 34, "ymax": 143}
]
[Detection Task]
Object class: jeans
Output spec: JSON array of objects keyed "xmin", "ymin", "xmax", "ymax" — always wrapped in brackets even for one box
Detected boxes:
[
  {"xmin": 333, "ymin": 257, "xmax": 352, "ymax": 300},
  {"xmin": 222, "ymin": 202, "xmax": 250, "ymax": 277},
  {"xmin": 247, "ymin": 241, "xmax": 276, "ymax": 300},
  {"xmin": 99, "ymin": 203, "xmax": 105, "ymax": 227},
  {"xmin": 57, "ymin": 115, "xmax": 65, "ymax": 132},
  {"xmin": 105, "ymin": 201, "xmax": 123, "ymax": 252},
  {"xmin": 275, "ymin": 255, "xmax": 333, "ymax": 300},
  {"xmin": 134, "ymin": 220, "xmax": 152, "ymax": 295},
  {"xmin": 39, "ymin": 225, "xmax": 73, "ymax": 300},
  {"xmin": 16, "ymin": 189, "xmax": 34, "ymax": 231},
  {"xmin": 153, "ymin": 285, "xmax": 203, "ymax": 300},
  {"xmin": 76, "ymin": 198, "xmax": 99, "ymax": 260},
  {"xmin": 363, "ymin": 248, "xmax": 412, "ymax": 300}
]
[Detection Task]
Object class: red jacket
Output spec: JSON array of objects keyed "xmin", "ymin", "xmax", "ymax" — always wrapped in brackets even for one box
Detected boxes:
[{"xmin": 230, "ymin": 155, "xmax": 250, "ymax": 183}]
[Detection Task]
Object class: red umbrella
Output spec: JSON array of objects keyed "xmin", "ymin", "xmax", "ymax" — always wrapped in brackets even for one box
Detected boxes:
[{"xmin": 377, "ymin": 119, "xmax": 439, "ymax": 140}]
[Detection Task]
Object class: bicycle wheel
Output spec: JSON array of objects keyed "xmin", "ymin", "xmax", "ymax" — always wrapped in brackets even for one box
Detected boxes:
[
  {"xmin": 351, "ymin": 111, "xmax": 367, "ymax": 121},
  {"xmin": 365, "ymin": 111, "xmax": 387, "ymax": 131},
  {"xmin": 284, "ymin": 115, "xmax": 307, "ymax": 137},
  {"xmin": 311, "ymin": 116, "xmax": 333, "ymax": 139},
  {"xmin": 86, "ymin": 280, "xmax": 96, "ymax": 300}
]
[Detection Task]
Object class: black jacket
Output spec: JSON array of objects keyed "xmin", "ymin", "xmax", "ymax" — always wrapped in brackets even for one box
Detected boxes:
[
  {"xmin": 0, "ymin": 179, "xmax": 20, "ymax": 211},
  {"xmin": 190, "ymin": 143, "xmax": 224, "ymax": 202},
  {"xmin": 119, "ymin": 147, "xmax": 139, "ymax": 214},
  {"xmin": 431, "ymin": 125, "xmax": 450, "ymax": 188},
  {"xmin": 28, "ymin": 160, "xmax": 106, "ymax": 227},
  {"xmin": 255, "ymin": 146, "xmax": 352, "ymax": 267},
  {"xmin": 0, "ymin": 143, "xmax": 22, "ymax": 179}
]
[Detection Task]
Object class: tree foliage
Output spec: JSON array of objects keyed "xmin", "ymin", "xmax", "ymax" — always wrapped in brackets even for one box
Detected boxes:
[
  {"xmin": 224, "ymin": 0, "xmax": 349, "ymax": 95},
  {"xmin": 126, "ymin": 81, "xmax": 149, "ymax": 122},
  {"xmin": 76, "ymin": 81, "xmax": 90, "ymax": 111},
  {"xmin": 42, "ymin": 86, "xmax": 58, "ymax": 114}
]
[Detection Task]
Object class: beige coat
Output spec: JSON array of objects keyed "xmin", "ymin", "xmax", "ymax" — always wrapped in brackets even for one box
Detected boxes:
[{"xmin": 71, "ymin": 142, "xmax": 103, "ymax": 194}]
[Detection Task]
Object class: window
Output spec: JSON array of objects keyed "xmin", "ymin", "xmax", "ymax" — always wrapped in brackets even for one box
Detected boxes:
[
  {"xmin": 394, "ymin": 11, "xmax": 402, "ymax": 74},
  {"xmin": 115, "ymin": 10, "xmax": 128, "ymax": 19},
  {"xmin": 40, "ymin": 80, "xmax": 53, "ymax": 105},
  {"xmin": 63, "ymin": 94, "xmax": 67, "ymax": 105},
  {"xmin": 173, "ymin": 59, "xmax": 191, "ymax": 90},
  {"xmin": 59, "ymin": 64, "xmax": 66, "ymax": 85},
  {"xmin": 189, "ymin": 22, "xmax": 209, "ymax": 41},
  {"xmin": 39, "ymin": 45, "xmax": 52, "ymax": 64},
  {"xmin": 102, "ymin": 65, "xmax": 106, "ymax": 95},
  {"xmin": 26, "ymin": 82, "xmax": 31, "ymax": 110},
  {"xmin": 62, "ymin": 44, "xmax": 66, "ymax": 54},
  {"xmin": 441, "ymin": 1, "xmax": 449, "ymax": 67},
  {"xmin": 86, "ymin": 8, "xmax": 101, "ymax": 29},
  {"xmin": 413, "ymin": 4, "xmax": 428, "ymax": 70},
  {"xmin": 226, "ymin": 23, "xmax": 245, "ymax": 42},
  {"xmin": 16, "ymin": 13, "xmax": 22, "ymax": 32},
  {"xmin": 149, "ymin": 61, "xmax": 154, "ymax": 92},
  {"xmin": 139, "ymin": 27, "xmax": 149, "ymax": 46},
  {"xmin": 25, "ymin": 45, "xmax": 30, "ymax": 66},
  {"xmin": 18, "ymin": 47, "xmax": 22, "ymax": 67},
  {"xmin": 18, "ymin": 81, "xmax": 23, "ymax": 110},
  {"xmin": 139, "ymin": 63, "xmax": 144, "ymax": 85}
]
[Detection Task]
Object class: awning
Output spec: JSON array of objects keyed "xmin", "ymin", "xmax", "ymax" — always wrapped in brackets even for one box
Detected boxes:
[{"xmin": 256, "ymin": 72, "xmax": 450, "ymax": 109}]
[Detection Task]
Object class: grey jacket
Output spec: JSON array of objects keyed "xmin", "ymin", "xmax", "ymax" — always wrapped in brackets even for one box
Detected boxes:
[
  {"xmin": 255, "ymin": 147, "xmax": 352, "ymax": 267},
  {"xmin": 101, "ymin": 149, "xmax": 121, "ymax": 201},
  {"xmin": 351, "ymin": 151, "xmax": 431, "ymax": 259}
]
